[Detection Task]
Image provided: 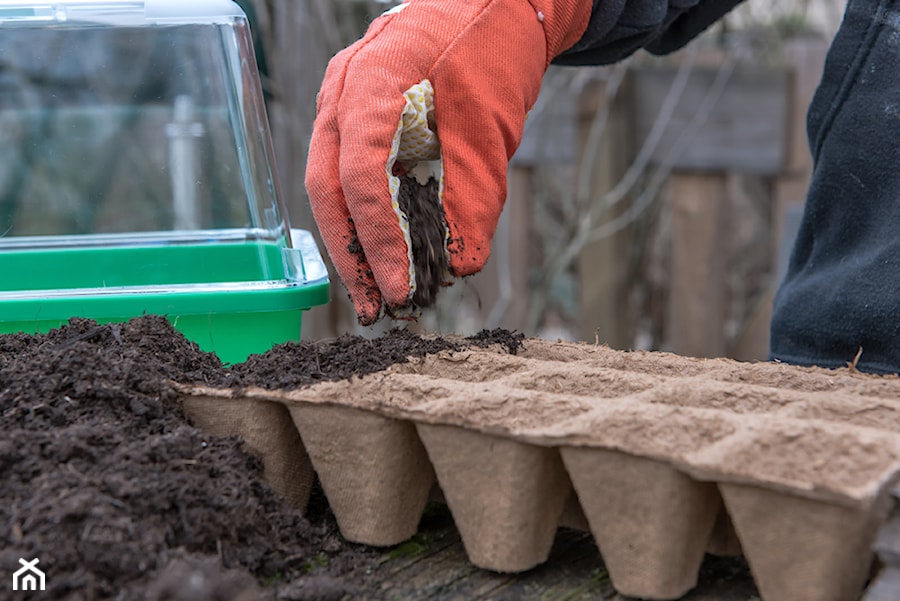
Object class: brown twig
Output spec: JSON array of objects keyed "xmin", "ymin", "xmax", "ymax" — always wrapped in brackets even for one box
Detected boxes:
[{"xmin": 847, "ymin": 346, "xmax": 864, "ymax": 372}]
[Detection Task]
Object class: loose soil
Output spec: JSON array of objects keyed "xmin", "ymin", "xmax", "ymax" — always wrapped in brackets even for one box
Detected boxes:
[
  {"xmin": 225, "ymin": 327, "xmax": 523, "ymax": 391},
  {"xmin": 0, "ymin": 316, "xmax": 523, "ymax": 600},
  {"xmin": 0, "ymin": 317, "xmax": 368, "ymax": 601},
  {"xmin": 395, "ymin": 174, "xmax": 448, "ymax": 311}
]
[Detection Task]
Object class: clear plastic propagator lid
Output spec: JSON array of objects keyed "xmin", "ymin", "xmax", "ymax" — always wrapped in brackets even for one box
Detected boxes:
[
  {"xmin": 0, "ymin": 0, "xmax": 329, "ymax": 362},
  {"xmin": 0, "ymin": 0, "xmax": 291, "ymax": 239},
  {"xmin": 0, "ymin": 0, "xmax": 328, "ymax": 283}
]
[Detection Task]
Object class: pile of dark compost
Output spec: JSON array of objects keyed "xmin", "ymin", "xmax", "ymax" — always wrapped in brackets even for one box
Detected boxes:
[{"xmin": 0, "ymin": 316, "xmax": 522, "ymax": 600}]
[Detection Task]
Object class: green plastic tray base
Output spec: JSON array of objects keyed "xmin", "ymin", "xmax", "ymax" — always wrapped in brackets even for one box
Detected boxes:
[{"xmin": 0, "ymin": 239, "xmax": 330, "ymax": 364}]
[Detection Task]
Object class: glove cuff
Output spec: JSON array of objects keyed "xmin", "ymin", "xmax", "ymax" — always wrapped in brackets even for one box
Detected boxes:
[{"xmin": 529, "ymin": 0, "xmax": 592, "ymax": 64}]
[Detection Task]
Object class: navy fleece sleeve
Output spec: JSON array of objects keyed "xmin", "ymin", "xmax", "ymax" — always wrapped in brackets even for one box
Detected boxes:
[
  {"xmin": 554, "ymin": 0, "xmax": 746, "ymax": 66},
  {"xmin": 770, "ymin": 0, "xmax": 900, "ymax": 374}
]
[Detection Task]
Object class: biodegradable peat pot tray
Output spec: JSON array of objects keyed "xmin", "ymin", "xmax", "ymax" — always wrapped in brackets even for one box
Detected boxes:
[{"xmin": 180, "ymin": 331, "xmax": 900, "ymax": 601}]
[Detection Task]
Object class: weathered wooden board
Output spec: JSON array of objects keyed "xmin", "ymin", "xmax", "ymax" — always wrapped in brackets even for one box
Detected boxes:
[
  {"xmin": 668, "ymin": 172, "xmax": 729, "ymax": 358},
  {"xmin": 632, "ymin": 66, "xmax": 791, "ymax": 174},
  {"xmin": 515, "ymin": 64, "xmax": 790, "ymax": 174},
  {"xmin": 357, "ymin": 503, "xmax": 759, "ymax": 601}
]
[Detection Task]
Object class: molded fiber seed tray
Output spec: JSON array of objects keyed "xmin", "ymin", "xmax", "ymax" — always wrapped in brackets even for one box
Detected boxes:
[{"xmin": 177, "ymin": 339, "xmax": 900, "ymax": 601}]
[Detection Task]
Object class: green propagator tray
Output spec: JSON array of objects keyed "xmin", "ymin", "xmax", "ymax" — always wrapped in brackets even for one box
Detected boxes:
[
  {"xmin": 0, "ymin": 0, "xmax": 330, "ymax": 363},
  {"xmin": 0, "ymin": 230, "xmax": 329, "ymax": 364}
]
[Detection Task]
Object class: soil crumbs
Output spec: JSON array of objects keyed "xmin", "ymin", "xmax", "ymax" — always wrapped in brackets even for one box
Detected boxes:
[
  {"xmin": 395, "ymin": 174, "xmax": 448, "ymax": 312},
  {"xmin": 0, "ymin": 316, "xmax": 523, "ymax": 601},
  {"xmin": 227, "ymin": 327, "xmax": 523, "ymax": 390}
]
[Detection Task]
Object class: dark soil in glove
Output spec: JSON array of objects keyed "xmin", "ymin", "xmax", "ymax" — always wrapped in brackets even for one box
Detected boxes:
[
  {"xmin": 396, "ymin": 175, "xmax": 448, "ymax": 310},
  {"xmin": 0, "ymin": 316, "xmax": 521, "ymax": 600}
]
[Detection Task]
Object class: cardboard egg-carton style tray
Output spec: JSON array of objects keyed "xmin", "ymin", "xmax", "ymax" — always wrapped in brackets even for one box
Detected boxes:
[{"xmin": 177, "ymin": 339, "xmax": 900, "ymax": 601}]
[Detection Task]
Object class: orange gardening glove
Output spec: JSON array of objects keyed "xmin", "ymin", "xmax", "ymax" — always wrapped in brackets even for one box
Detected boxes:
[{"xmin": 305, "ymin": 0, "xmax": 591, "ymax": 325}]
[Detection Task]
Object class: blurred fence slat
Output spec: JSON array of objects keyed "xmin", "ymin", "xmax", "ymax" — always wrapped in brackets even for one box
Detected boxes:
[
  {"xmin": 668, "ymin": 172, "xmax": 729, "ymax": 358},
  {"xmin": 576, "ymin": 76, "xmax": 636, "ymax": 348},
  {"xmin": 632, "ymin": 66, "xmax": 791, "ymax": 175}
]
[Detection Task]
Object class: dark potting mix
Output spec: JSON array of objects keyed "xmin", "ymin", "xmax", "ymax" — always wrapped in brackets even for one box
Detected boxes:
[{"xmin": 0, "ymin": 316, "xmax": 522, "ymax": 600}]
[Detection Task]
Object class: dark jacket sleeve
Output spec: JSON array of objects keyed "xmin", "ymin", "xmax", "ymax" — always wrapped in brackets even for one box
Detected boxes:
[
  {"xmin": 553, "ymin": 0, "xmax": 746, "ymax": 66},
  {"xmin": 769, "ymin": 0, "xmax": 900, "ymax": 374}
]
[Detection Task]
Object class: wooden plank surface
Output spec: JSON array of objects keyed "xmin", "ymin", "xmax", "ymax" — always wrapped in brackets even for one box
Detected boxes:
[
  {"xmin": 577, "ymin": 74, "xmax": 636, "ymax": 349},
  {"xmin": 632, "ymin": 66, "xmax": 790, "ymax": 174},
  {"xmin": 515, "ymin": 64, "xmax": 791, "ymax": 174},
  {"xmin": 356, "ymin": 503, "xmax": 759, "ymax": 601},
  {"xmin": 667, "ymin": 172, "xmax": 729, "ymax": 358}
]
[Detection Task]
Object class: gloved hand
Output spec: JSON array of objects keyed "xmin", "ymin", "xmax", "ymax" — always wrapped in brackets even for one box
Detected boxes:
[{"xmin": 306, "ymin": 0, "xmax": 591, "ymax": 325}]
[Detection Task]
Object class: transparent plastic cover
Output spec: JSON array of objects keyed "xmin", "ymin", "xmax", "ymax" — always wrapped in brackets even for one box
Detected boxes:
[{"xmin": 0, "ymin": 0, "xmax": 288, "ymax": 244}]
